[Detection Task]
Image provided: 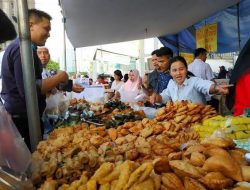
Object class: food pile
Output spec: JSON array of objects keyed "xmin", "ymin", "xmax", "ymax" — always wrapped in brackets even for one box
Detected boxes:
[
  {"xmin": 38, "ymin": 137, "xmax": 250, "ymax": 190},
  {"xmin": 32, "ymin": 117, "xmax": 198, "ymax": 187},
  {"xmin": 193, "ymin": 115, "xmax": 250, "ymax": 140},
  {"xmin": 155, "ymin": 100, "xmax": 218, "ymax": 127},
  {"xmin": 52, "ymin": 99, "xmax": 145, "ymax": 128},
  {"xmin": 33, "ymin": 100, "xmax": 250, "ymax": 189}
]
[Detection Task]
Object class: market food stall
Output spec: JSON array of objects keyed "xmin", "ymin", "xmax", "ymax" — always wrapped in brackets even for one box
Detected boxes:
[{"xmin": 4, "ymin": 0, "xmax": 250, "ymax": 189}]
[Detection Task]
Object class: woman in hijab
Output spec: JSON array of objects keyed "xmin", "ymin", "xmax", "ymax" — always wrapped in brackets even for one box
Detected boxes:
[
  {"xmin": 114, "ymin": 69, "xmax": 144, "ymax": 102},
  {"xmin": 227, "ymin": 38, "xmax": 250, "ymax": 116}
]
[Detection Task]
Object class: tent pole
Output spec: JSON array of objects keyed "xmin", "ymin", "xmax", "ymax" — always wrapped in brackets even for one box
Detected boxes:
[
  {"xmin": 74, "ymin": 48, "xmax": 77, "ymax": 73},
  {"xmin": 62, "ymin": 17, "xmax": 67, "ymax": 71},
  {"xmin": 176, "ymin": 34, "xmax": 179, "ymax": 55},
  {"xmin": 16, "ymin": 0, "xmax": 41, "ymax": 151},
  {"xmin": 237, "ymin": 2, "xmax": 241, "ymax": 51},
  {"xmin": 138, "ymin": 40, "xmax": 145, "ymax": 76}
]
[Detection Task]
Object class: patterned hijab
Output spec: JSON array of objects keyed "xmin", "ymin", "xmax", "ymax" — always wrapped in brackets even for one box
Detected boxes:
[{"xmin": 123, "ymin": 69, "xmax": 141, "ymax": 91}]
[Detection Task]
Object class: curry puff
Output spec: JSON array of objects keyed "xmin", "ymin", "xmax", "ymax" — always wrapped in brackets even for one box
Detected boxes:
[
  {"xmin": 202, "ymin": 155, "xmax": 243, "ymax": 181},
  {"xmin": 199, "ymin": 172, "xmax": 233, "ymax": 189}
]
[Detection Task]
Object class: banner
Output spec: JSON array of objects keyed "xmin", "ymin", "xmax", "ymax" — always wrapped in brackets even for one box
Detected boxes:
[
  {"xmin": 196, "ymin": 23, "xmax": 217, "ymax": 52},
  {"xmin": 179, "ymin": 52, "xmax": 194, "ymax": 64}
]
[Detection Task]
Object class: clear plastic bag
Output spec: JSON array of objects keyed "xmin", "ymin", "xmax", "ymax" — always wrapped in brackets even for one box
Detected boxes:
[
  {"xmin": 45, "ymin": 92, "xmax": 70, "ymax": 117},
  {"xmin": 0, "ymin": 106, "xmax": 31, "ymax": 173}
]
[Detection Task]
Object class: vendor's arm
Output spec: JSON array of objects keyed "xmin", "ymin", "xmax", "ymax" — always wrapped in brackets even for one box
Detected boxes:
[{"xmin": 41, "ymin": 71, "xmax": 68, "ymax": 94}]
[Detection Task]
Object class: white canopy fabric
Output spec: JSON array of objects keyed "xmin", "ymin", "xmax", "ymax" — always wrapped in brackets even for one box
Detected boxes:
[{"xmin": 60, "ymin": 0, "xmax": 239, "ymax": 48}]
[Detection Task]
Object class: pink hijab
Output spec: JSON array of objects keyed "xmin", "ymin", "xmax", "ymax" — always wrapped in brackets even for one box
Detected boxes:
[{"xmin": 123, "ymin": 69, "xmax": 142, "ymax": 91}]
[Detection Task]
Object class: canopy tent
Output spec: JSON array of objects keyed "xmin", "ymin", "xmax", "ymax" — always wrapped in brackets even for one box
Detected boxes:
[
  {"xmin": 59, "ymin": 0, "xmax": 238, "ymax": 48},
  {"xmin": 159, "ymin": 0, "xmax": 250, "ymax": 54}
]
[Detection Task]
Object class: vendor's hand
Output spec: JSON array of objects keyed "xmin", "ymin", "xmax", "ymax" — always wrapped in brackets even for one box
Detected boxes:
[{"xmin": 72, "ymin": 84, "xmax": 84, "ymax": 93}]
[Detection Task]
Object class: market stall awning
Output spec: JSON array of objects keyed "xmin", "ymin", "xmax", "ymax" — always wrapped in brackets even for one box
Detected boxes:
[
  {"xmin": 60, "ymin": 0, "xmax": 239, "ymax": 48},
  {"xmin": 159, "ymin": 0, "xmax": 250, "ymax": 53}
]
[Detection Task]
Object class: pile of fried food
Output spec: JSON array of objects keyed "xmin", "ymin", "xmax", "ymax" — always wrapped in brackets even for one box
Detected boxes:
[
  {"xmin": 155, "ymin": 100, "xmax": 218, "ymax": 127},
  {"xmin": 38, "ymin": 137, "xmax": 250, "ymax": 190},
  {"xmin": 32, "ymin": 117, "xmax": 198, "ymax": 187},
  {"xmin": 69, "ymin": 98, "xmax": 88, "ymax": 106}
]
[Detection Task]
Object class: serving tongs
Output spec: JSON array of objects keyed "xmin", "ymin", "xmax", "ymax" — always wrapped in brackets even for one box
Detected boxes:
[
  {"xmin": 81, "ymin": 118, "xmax": 105, "ymax": 126},
  {"xmin": 0, "ymin": 166, "xmax": 34, "ymax": 190}
]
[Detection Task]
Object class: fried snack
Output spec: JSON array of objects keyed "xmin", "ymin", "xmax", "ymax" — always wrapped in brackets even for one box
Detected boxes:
[
  {"xmin": 140, "ymin": 126, "xmax": 154, "ymax": 138},
  {"xmin": 174, "ymin": 115, "xmax": 186, "ymax": 123},
  {"xmin": 125, "ymin": 162, "xmax": 153, "ymax": 189},
  {"xmin": 90, "ymin": 135, "xmax": 104, "ymax": 146},
  {"xmin": 125, "ymin": 134, "xmax": 137, "ymax": 143},
  {"xmin": 152, "ymin": 124, "xmax": 165, "ymax": 135},
  {"xmin": 241, "ymin": 166, "xmax": 250, "ymax": 182},
  {"xmin": 169, "ymin": 160, "xmax": 203, "ymax": 178},
  {"xmin": 151, "ymin": 173, "xmax": 161, "ymax": 190},
  {"xmin": 190, "ymin": 152, "xmax": 206, "ymax": 167},
  {"xmin": 229, "ymin": 149, "xmax": 249, "ymax": 166},
  {"xmin": 160, "ymin": 184, "xmax": 169, "ymax": 190},
  {"xmin": 99, "ymin": 183, "xmax": 111, "ymax": 190},
  {"xmin": 200, "ymin": 172, "xmax": 233, "ymax": 189},
  {"xmin": 91, "ymin": 162, "xmax": 114, "ymax": 182},
  {"xmin": 86, "ymin": 179, "xmax": 97, "ymax": 190},
  {"xmin": 203, "ymin": 155, "xmax": 243, "ymax": 181},
  {"xmin": 38, "ymin": 178, "xmax": 58, "ymax": 190},
  {"xmin": 99, "ymin": 164, "xmax": 122, "ymax": 184},
  {"xmin": 168, "ymin": 151, "xmax": 182, "ymax": 160},
  {"xmin": 125, "ymin": 148, "xmax": 139, "ymax": 161},
  {"xmin": 183, "ymin": 144, "xmax": 206, "ymax": 156},
  {"xmin": 183, "ymin": 177, "xmax": 206, "ymax": 190},
  {"xmin": 58, "ymin": 184, "xmax": 70, "ymax": 190},
  {"xmin": 201, "ymin": 137, "xmax": 235, "ymax": 148},
  {"xmin": 141, "ymin": 118, "xmax": 150, "ymax": 126},
  {"xmin": 161, "ymin": 173, "xmax": 184, "ymax": 190},
  {"xmin": 156, "ymin": 107, "xmax": 166, "ymax": 117},
  {"xmin": 130, "ymin": 178, "xmax": 155, "ymax": 190},
  {"xmin": 115, "ymin": 161, "xmax": 137, "ymax": 190},
  {"xmin": 204, "ymin": 146, "xmax": 231, "ymax": 158},
  {"xmin": 110, "ymin": 179, "xmax": 118, "ymax": 190},
  {"xmin": 153, "ymin": 157, "xmax": 171, "ymax": 174},
  {"xmin": 107, "ymin": 128, "xmax": 117, "ymax": 141}
]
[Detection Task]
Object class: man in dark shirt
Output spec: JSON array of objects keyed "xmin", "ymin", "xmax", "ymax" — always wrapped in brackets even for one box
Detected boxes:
[
  {"xmin": 147, "ymin": 49, "xmax": 160, "ymax": 94},
  {"xmin": 1, "ymin": 9, "xmax": 68, "ymax": 149}
]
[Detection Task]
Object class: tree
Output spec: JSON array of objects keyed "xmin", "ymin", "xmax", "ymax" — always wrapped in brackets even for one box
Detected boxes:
[{"xmin": 47, "ymin": 59, "xmax": 60, "ymax": 71}]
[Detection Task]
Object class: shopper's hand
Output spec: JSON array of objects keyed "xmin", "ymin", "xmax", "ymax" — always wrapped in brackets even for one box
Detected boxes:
[
  {"xmin": 72, "ymin": 84, "xmax": 84, "ymax": 93},
  {"xmin": 217, "ymin": 84, "xmax": 234, "ymax": 95},
  {"xmin": 57, "ymin": 71, "xmax": 69, "ymax": 83},
  {"xmin": 149, "ymin": 93, "xmax": 156, "ymax": 105}
]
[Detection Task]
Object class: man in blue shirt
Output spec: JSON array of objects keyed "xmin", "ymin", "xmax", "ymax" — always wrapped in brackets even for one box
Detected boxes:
[
  {"xmin": 1, "ymin": 9, "xmax": 69, "ymax": 149},
  {"xmin": 155, "ymin": 47, "xmax": 173, "ymax": 93}
]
